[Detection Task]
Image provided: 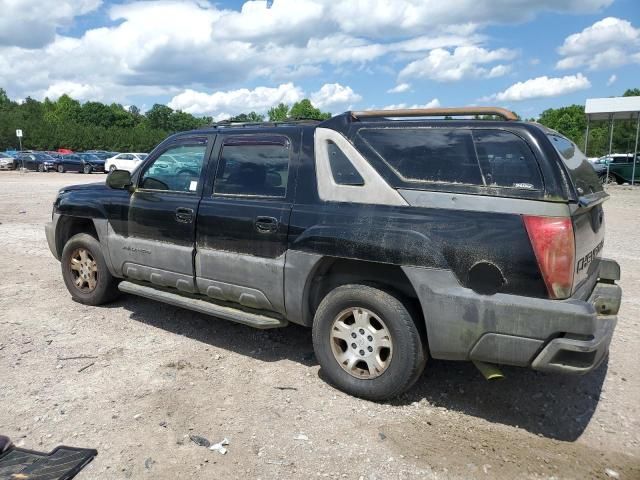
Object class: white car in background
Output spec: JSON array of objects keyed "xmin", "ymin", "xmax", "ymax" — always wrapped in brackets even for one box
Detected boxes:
[
  {"xmin": 0, "ymin": 152, "xmax": 16, "ymax": 170},
  {"xmin": 105, "ymin": 153, "xmax": 148, "ymax": 173}
]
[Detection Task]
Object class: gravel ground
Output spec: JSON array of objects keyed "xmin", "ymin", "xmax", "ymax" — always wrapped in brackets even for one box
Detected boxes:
[{"xmin": 0, "ymin": 171, "xmax": 639, "ymax": 480}]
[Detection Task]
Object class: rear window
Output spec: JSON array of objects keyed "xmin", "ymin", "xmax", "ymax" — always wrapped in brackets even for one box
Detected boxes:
[
  {"xmin": 358, "ymin": 128, "xmax": 542, "ymax": 190},
  {"xmin": 548, "ymin": 134, "xmax": 603, "ymax": 194},
  {"xmin": 473, "ymin": 130, "xmax": 542, "ymax": 189}
]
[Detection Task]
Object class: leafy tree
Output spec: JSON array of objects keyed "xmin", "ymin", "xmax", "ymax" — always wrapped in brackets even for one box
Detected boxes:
[
  {"xmin": 145, "ymin": 104, "xmax": 174, "ymax": 130},
  {"xmin": 229, "ymin": 111, "xmax": 265, "ymax": 123},
  {"xmin": 268, "ymin": 103, "xmax": 289, "ymax": 121},
  {"xmin": 0, "ymin": 88, "xmax": 12, "ymax": 108},
  {"xmin": 289, "ymin": 99, "xmax": 331, "ymax": 120}
]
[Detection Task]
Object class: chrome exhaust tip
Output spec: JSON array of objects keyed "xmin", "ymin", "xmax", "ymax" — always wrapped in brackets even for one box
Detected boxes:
[{"xmin": 473, "ymin": 360, "xmax": 505, "ymax": 381}]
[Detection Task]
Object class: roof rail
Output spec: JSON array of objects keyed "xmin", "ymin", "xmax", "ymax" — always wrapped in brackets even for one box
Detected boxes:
[
  {"xmin": 210, "ymin": 118, "xmax": 321, "ymax": 128},
  {"xmin": 350, "ymin": 107, "xmax": 518, "ymax": 121}
]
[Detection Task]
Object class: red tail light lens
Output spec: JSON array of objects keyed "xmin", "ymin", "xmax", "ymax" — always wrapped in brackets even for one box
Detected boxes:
[{"xmin": 523, "ymin": 215, "xmax": 575, "ymax": 299}]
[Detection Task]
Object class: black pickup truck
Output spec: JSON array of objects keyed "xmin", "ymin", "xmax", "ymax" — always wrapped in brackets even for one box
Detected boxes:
[{"xmin": 45, "ymin": 107, "xmax": 621, "ymax": 400}]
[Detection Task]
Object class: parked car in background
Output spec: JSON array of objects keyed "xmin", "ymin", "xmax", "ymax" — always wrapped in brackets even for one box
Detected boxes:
[
  {"xmin": 105, "ymin": 152, "xmax": 148, "ymax": 172},
  {"xmin": 52, "ymin": 153, "xmax": 83, "ymax": 173},
  {"xmin": 594, "ymin": 153, "xmax": 640, "ymax": 184},
  {"xmin": 0, "ymin": 152, "xmax": 16, "ymax": 170},
  {"xmin": 15, "ymin": 152, "xmax": 56, "ymax": 172},
  {"xmin": 77, "ymin": 153, "xmax": 106, "ymax": 173},
  {"xmin": 86, "ymin": 150, "xmax": 118, "ymax": 161}
]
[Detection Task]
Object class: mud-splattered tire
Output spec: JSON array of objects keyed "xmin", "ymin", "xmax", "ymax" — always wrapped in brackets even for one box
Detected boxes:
[
  {"xmin": 61, "ymin": 233, "xmax": 119, "ymax": 305},
  {"xmin": 312, "ymin": 284, "xmax": 427, "ymax": 401}
]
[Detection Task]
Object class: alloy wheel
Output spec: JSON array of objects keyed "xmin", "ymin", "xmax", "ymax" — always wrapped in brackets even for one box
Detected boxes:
[
  {"xmin": 69, "ymin": 248, "xmax": 98, "ymax": 292},
  {"xmin": 330, "ymin": 307, "xmax": 393, "ymax": 379}
]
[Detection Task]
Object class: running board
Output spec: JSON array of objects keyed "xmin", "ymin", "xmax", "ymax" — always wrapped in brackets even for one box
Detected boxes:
[{"xmin": 118, "ymin": 281, "xmax": 288, "ymax": 329}]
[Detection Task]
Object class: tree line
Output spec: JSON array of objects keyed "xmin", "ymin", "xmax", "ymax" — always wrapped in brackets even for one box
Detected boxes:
[
  {"xmin": 535, "ymin": 88, "xmax": 640, "ymax": 157},
  {"xmin": 0, "ymin": 89, "xmax": 331, "ymax": 152},
  {"xmin": 0, "ymin": 86, "xmax": 637, "ymax": 155}
]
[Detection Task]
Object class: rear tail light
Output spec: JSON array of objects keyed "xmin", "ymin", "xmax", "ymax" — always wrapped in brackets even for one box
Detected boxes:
[{"xmin": 523, "ymin": 215, "xmax": 575, "ymax": 299}]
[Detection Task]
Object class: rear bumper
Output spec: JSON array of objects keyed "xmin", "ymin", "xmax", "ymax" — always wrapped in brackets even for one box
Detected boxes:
[
  {"xmin": 530, "ymin": 279, "xmax": 620, "ymax": 374},
  {"xmin": 403, "ymin": 258, "xmax": 621, "ymax": 374}
]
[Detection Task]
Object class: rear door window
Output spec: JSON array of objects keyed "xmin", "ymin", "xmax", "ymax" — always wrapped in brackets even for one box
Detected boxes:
[
  {"xmin": 214, "ymin": 135, "xmax": 290, "ymax": 197},
  {"xmin": 548, "ymin": 134, "xmax": 603, "ymax": 194},
  {"xmin": 473, "ymin": 130, "xmax": 543, "ymax": 190},
  {"xmin": 359, "ymin": 128, "xmax": 483, "ymax": 185}
]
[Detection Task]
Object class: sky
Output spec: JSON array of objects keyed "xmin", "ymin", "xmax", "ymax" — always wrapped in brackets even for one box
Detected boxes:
[{"xmin": 0, "ymin": 0, "xmax": 638, "ymax": 120}]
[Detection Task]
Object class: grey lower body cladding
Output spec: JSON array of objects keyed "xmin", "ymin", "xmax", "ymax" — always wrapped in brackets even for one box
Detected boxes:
[{"xmin": 403, "ymin": 258, "xmax": 621, "ymax": 373}]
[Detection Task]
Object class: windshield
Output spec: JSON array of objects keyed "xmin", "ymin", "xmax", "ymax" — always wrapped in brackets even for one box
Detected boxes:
[
  {"xmin": 81, "ymin": 154, "xmax": 101, "ymax": 160},
  {"xmin": 139, "ymin": 154, "xmax": 148, "ymax": 159},
  {"xmin": 547, "ymin": 134, "xmax": 603, "ymax": 195}
]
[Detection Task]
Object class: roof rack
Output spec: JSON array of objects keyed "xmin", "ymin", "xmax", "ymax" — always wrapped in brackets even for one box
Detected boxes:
[
  {"xmin": 350, "ymin": 107, "xmax": 518, "ymax": 121},
  {"xmin": 210, "ymin": 118, "xmax": 321, "ymax": 128}
]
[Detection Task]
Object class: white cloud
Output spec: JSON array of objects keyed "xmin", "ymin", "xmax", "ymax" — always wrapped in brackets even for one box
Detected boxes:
[
  {"xmin": 399, "ymin": 46, "xmax": 516, "ymax": 82},
  {"xmin": 607, "ymin": 74, "xmax": 617, "ymax": 86},
  {"xmin": 556, "ymin": 17, "xmax": 640, "ymax": 70},
  {"xmin": 383, "ymin": 98, "xmax": 441, "ymax": 110},
  {"xmin": 0, "ymin": 0, "xmax": 616, "ymax": 105},
  {"xmin": 168, "ymin": 83, "xmax": 304, "ymax": 117},
  {"xmin": 310, "ymin": 83, "xmax": 362, "ymax": 109},
  {"xmin": 387, "ymin": 83, "xmax": 411, "ymax": 93},
  {"xmin": 0, "ymin": 0, "xmax": 101, "ymax": 48},
  {"xmin": 42, "ymin": 81, "xmax": 105, "ymax": 102},
  {"xmin": 327, "ymin": 0, "xmax": 612, "ymax": 37},
  {"xmin": 482, "ymin": 73, "xmax": 591, "ymax": 102},
  {"xmin": 168, "ymin": 82, "xmax": 362, "ymax": 118}
]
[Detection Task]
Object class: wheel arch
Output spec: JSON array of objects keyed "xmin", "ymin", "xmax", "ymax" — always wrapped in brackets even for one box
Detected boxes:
[
  {"xmin": 289, "ymin": 254, "xmax": 425, "ymax": 336},
  {"xmin": 54, "ymin": 215, "xmax": 100, "ymax": 258}
]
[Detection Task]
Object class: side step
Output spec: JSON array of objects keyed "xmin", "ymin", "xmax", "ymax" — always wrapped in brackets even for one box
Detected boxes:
[{"xmin": 118, "ymin": 281, "xmax": 288, "ymax": 329}]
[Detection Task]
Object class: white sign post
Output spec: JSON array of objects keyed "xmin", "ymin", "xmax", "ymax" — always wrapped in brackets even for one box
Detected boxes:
[{"xmin": 16, "ymin": 129, "xmax": 24, "ymax": 172}]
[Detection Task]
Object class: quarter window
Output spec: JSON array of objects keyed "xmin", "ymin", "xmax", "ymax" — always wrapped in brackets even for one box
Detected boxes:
[
  {"xmin": 359, "ymin": 128, "xmax": 483, "ymax": 185},
  {"xmin": 214, "ymin": 136, "xmax": 290, "ymax": 197},
  {"xmin": 139, "ymin": 142, "xmax": 207, "ymax": 193},
  {"xmin": 327, "ymin": 140, "xmax": 364, "ymax": 186}
]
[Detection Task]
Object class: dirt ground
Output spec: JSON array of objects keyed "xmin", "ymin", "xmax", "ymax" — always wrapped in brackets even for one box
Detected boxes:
[{"xmin": 0, "ymin": 170, "xmax": 638, "ymax": 480}]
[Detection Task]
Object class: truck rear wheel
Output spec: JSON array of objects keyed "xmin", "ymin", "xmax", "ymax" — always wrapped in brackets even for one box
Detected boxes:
[
  {"xmin": 61, "ymin": 233, "xmax": 119, "ymax": 305},
  {"xmin": 312, "ymin": 284, "xmax": 427, "ymax": 401}
]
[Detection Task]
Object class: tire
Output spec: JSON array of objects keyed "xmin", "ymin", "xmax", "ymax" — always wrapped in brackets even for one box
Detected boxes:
[
  {"xmin": 61, "ymin": 233, "xmax": 120, "ymax": 305},
  {"xmin": 37, "ymin": 164, "xmax": 44, "ymax": 172},
  {"xmin": 312, "ymin": 284, "xmax": 427, "ymax": 401},
  {"xmin": 57, "ymin": 164, "xmax": 65, "ymax": 173},
  {"xmin": 109, "ymin": 165, "xmax": 117, "ymax": 173},
  {"xmin": 83, "ymin": 164, "xmax": 92, "ymax": 174},
  {"xmin": 602, "ymin": 174, "xmax": 617, "ymax": 186}
]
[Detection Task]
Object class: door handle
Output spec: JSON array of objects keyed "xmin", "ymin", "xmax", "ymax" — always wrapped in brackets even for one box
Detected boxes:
[
  {"xmin": 175, "ymin": 207, "xmax": 194, "ymax": 223},
  {"xmin": 254, "ymin": 216, "xmax": 279, "ymax": 233}
]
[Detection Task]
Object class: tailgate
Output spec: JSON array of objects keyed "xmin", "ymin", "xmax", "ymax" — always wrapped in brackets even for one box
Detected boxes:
[{"xmin": 572, "ymin": 197, "xmax": 606, "ymax": 293}]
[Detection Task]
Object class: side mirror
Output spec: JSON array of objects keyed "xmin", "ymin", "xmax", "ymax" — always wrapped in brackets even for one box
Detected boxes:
[{"xmin": 107, "ymin": 169, "xmax": 132, "ymax": 190}]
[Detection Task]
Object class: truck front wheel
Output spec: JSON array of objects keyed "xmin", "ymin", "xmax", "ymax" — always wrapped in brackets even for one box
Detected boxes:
[
  {"xmin": 312, "ymin": 284, "xmax": 427, "ymax": 401},
  {"xmin": 61, "ymin": 233, "xmax": 119, "ymax": 305}
]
